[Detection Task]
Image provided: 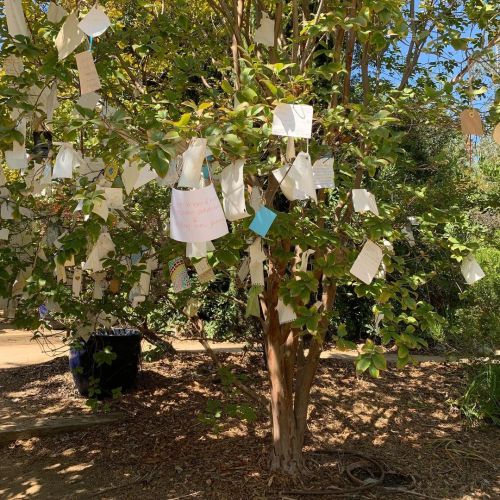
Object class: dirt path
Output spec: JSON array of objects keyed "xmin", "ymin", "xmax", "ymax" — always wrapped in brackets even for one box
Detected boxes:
[
  {"xmin": 1, "ymin": 353, "xmax": 498, "ymax": 499},
  {"xmin": 0, "ymin": 327, "xmax": 453, "ymax": 369}
]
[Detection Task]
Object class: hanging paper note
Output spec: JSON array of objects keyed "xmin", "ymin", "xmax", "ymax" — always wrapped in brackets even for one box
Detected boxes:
[
  {"xmin": 76, "ymin": 91, "xmax": 100, "ymax": 112},
  {"xmin": 5, "ymin": 146, "xmax": 28, "ymax": 170},
  {"xmin": 3, "ymin": 55, "xmax": 24, "ymax": 76},
  {"xmin": 272, "ymin": 104, "xmax": 313, "ymax": 139},
  {"xmin": 249, "ymin": 206, "xmax": 277, "ymax": 238},
  {"xmin": 350, "ymin": 240, "xmax": 383, "ymax": 285},
  {"xmin": 237, "ymin": 257, "xmax": 250, "ymax": 283},
  {"xmin": 194, "ymin": 258, "xmax": 215, "ymax": 284},
  {"xmin": 272, "ymin": 165, "xmax": 301, "ymax": 201},
  {"xmin": 276, "ymin": 299, "xmax": 297, "ymax": 324},
  {"xmin": 1, "ymin": 202, "xmax": 14, "ymax": 220},
  {"xmin": 186, "ymin": 240, "xmax": 215, "ymax": 259},
  {"xmin": 104, "ymin": 187, "xmax": 124, "ymax": 209},
  {"xmin": 493, "ymin": 123, "xmax": 500, "ymax": 145},
  {"xmin": 249, "ymin": 185, "xmax": 263, "ymax": 212},
  {"xmin": 254, "ymin": 12, "xmax": 275, "ymax": 47},
  {"xmin": 246, "ymin": 285, "xmax": 263, "ymax": 318},
  {"xmin": 352, "ymin": 189, "xmax": 379, "ymax": 216},
  {"xmin": 402, "ymin": 225, "xmax": 415, "ymax": 247},
  {"xmin": 291, "ymin": 152, "xmax": 317, "ymax": 203},
  {"xmin": 121, "ymin": 159, "xmax": 140, "ymax": 195},
  {"xmin": 312, "ymin": 157, "xmax": 334, "ymax": 189},
  {"xmin": 55, "ymin": 12, "xmax": 85, "ymax": 60},
  {"xmin": 0, "ymin": 228, "xmax": 9, "ymax": 240},
  {"xmin": 92, "ymin": 197, "xmax": 109, "ymax": 221},
  {"xmin": 47, "ymin": 2, "xmax": 68, "ymax": 23},
  {"xmin": 72, "ymin": 268, "xmax": 83, "ymax": 297},
  {"xmin": 83, "ymin": 232, "xmax": 115, "ymax": 272},
  {"xmin": 170, "ymin": 184, "xmax": 229, "ymax": 243},
  {"xmin": 168, "ymin": 257, "xmax": 191, "ymax": 293},
  {"xmin": 461, "ymin": 254, "xmax": 485, "ymax": 284},
  {"xmin": 4, "ymin": 0, "xmax": 30, "ymax": 37},
  {"xmin": 178, "ymin": 138, "xmax": 207, "ymax": 188},
  {"xmin": 53, "ymin": 143, "xmax": 79, "ymax": 178},
  {"xmin": 460, "ymin": 109, "xmax": 483, "ymax": 136},
  {"xmin": 157, "ymin": 157, "xmax": 180, "ymax": 187},
  {"xmin": 78, "ymin": 4, "xmax": 111, "ymax": 37},
  {"xmin": 285, "ymin": 137, "xmax": 296, "ymax": 161},
  {"xmin": 248, "ymin": 238, "xmax": 266, "ymax": 286},
  {"xmin": 134, "ymin": 163, "xmax": 158, "ymax": 189},
  {"xmin": 221, "ymin": 159, "xmax": 250, "ymax": 221},
  {"xmin": 75, "ymin": 51, "xmax": 101, "ymax": 95},
  {"xmin": 300, "ymin": 249, "xmax": 315, "ymax": 272}
]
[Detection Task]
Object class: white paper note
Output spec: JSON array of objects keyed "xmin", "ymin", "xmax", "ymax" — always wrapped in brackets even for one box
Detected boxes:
[
  {"xmin": 104, "ymin": 187, "xmax": 124, "ymax": 209},
  {"xmin": 78, "ymin": 5, "xmax": 110, "ymax": 37},
  {"xmin": 277, "ymin": 299, "xmax": 297, "ymax": 324},
  {"xmin": 186, "ymin": 240, "xmax": 215, "ymax": 258},
  {"xmin": 5, "ymin": 146, "xmax": 28, "ymax": 170},
  {"xmin": 55, "ymin": 12, "xmax": 85, "ymax": 61},
  {"xmin": 4, "ymin": 0, "xmax": 30, "ymax": 37},
  {"xmin": 221, "ymin": 159, "xmax": 250, "ymax": 221},
  {"xmin": 312, "ymin": 157, "xmax": 334, "ymax": 189},
  {"xmin": 350, "ymin": 240, "xmax": 383, "ymax": 285},
  {"xmin": 47, "ymin": 2, "xmax": 68, "ymax": 23},
  {"xmin": 0, "ymin": 228, "xmax": 9, "ymax": 240},
  {"xmin": 254, "ymin": 12, "xmax": 275, "ymax": 46},
  {"xmin": 76, "ymin": 91, "xmax": 100, "ymax": 111},
  {"xmin": 134, "ymin": 163, "xmax": 158, "ymax": 189},
  {"xmin": 170, "ymin": 184, "xmax": 229, "ymax": 243},
  {"xmin": 3, "ymin": 55, "xmax": 24, "ymax": 76},
  {"xmin": 72, "ymin": 268, "xmax": 83, "ymax": 297},
  {"xmin": 291, "ymin": 152, "xmax": 317, "ymax": 203},
  {"xmin": 272, "ymin": 165, "xmax": 304, "ymax": 201},
  {"xmin": 272, "ymin": 104, "xmax": 313, "ymax": 139},
  {"xmin": 461, "ymin": 254, "xmax": 485, "ymax": 284},
  {"xmin": 75, "ymin": 51, "xmax": 101, "ymax": 95},
  {"xmin": 83, "ymin": 232, "xmax": 115, "ymax": 272},
  {"xmin": 352, "ymin": 189, "xmax": 379, "ymax": 216},
  {"xmin": 92, "ymin": 197, "xmax": 109, "ymax": 221},
  {"xmin": 285, "ymin": 137, "xmax": 295, "ymax": 161},
  {"xmin": 53, "ymin": 143, "xmax": 79, "ymax": 178},
  {"xmin": 121, "ymin": 159, "xmax": 140, "ymax": 195},
  {"xmin": 194, "ymin": 258, "xmax": 215, "ymax": 283},
  {"xmin": 178, "ymin": 138, "xmax": 207, "ymax": 188}
]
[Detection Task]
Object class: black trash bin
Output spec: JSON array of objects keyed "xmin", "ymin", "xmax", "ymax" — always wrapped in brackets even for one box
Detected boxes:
[{"xmin": 69, "ymin": 328, "xmax": 141, "ymax": 397}]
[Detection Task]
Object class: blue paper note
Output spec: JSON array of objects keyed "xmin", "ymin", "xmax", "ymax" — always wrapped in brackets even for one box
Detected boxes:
[{"xmin": 249, "ymin": 207, "xmax": 277, "ymax": 237}]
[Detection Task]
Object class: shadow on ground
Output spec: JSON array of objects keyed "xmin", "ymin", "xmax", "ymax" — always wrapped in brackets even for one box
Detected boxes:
[{"xmin": 0, "ymin": 354, "xmax": 498, "ymax": 499}]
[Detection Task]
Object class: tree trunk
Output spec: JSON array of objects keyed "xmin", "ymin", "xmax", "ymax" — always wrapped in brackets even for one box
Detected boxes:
[{"xmin": 267, "ymin": 321, "xmax": 304, "ymax": 474}]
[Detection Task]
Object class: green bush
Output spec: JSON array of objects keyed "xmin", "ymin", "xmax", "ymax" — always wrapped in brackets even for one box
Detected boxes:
[{"xmin": 459, "ymin": 363, "xmax": 500, "ymax": 425}]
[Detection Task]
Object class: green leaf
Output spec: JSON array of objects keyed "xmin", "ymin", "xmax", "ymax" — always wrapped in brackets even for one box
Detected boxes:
[
  {"xmin": 356, "ymin": 356, "xmax": 371, "ymax": 373},
  {"xmin": 149, "ymin": 148, "xmax": 169, "ymax": 177}
]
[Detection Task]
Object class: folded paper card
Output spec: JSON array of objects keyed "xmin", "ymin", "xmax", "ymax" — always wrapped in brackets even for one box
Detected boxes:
[
  {"xmin": 178, "ymin": 138, "xmax": 207, "ymax": 188},
  {"xmin": 76, "ymin": 91, "xmax": 100, "ymax": 111},
  {"xmin": 55, "ymin": 12, "xmax": 85, "ymax": 61},
  {"xmin": 104, "ymin": 187, "xmax": 124, "ymax": 209},
  {"xmin": 352, "ymin": 189, "xmax": 379, "ymax": 216},
  {"xmin": 5, "ymin": 0, "xmax": 30, "ymax": 37},
  {"xmin": 494, "ymin": 123, "xmax": 500, "ymax": 145},
  {"xmin": 221, "ymin": 159, "xmax": 250, "ymax": 221},
  {"xmin": 461, "ymin": 253, "xmax": 485, "ymax": 284},
  {"xmin": 0, "ymin": 228, "xmax": 9, "ymax": 240},
  {"xmin": 78, "ymin": 5, "xmax": 110, "ymax": 37},
  {"xmin": 350, "ymin": 240, "xmax": 383, "ymax": 285},
  {"xmin": 254, "ymin": 12, "xmax": 275, "ymax": 47},
  {"xmin": 286, "ymin": 137, "xmax": 296, "ymax": 161},
  {"xmin": 168, "ymin": 257, "xmax": 191, "ymax": 293},
  {"xmin": 249, "ymin": 206, "xmax": 277, "ymax": 238},
  {"xmin": 312, "ymin": 157, "xmax": 334, "ymax": 189},
  {"xmin": 83, "ymin": 232, "xmax": 115, "ymax": 272},
  {"xmin": 460, "ymin": 109, "xmax": 483, "ymax": 136},
  {"xmin": 75, "ymin": 51, "xmax": 101, "ymax": 95},
  {"xmin": 272, "ymin": 104, "xmax": 313, "ymax": 139},
  {"xmin": 170, "ymin": 184, "xmax": 229, "ymax": 243},
  {"xmin": 47, "ymin": 2, "xmax": 68, "ymax": 23}
]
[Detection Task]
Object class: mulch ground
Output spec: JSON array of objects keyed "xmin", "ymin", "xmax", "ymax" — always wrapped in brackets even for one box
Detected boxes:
[{"xmin": 0, "ymin": 352, "xmax": 499, "ymax": 499}]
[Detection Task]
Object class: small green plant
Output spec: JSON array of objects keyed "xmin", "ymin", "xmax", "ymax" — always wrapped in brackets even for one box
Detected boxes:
[{"xmin": 458, "ymin": 363, "xmax": 500, "ymax": 425}]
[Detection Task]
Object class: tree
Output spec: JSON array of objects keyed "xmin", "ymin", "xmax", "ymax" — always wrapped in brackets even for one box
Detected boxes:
[{"xmin": 0, "ymin": 0, "xmax": 497, "ymax": 475}]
